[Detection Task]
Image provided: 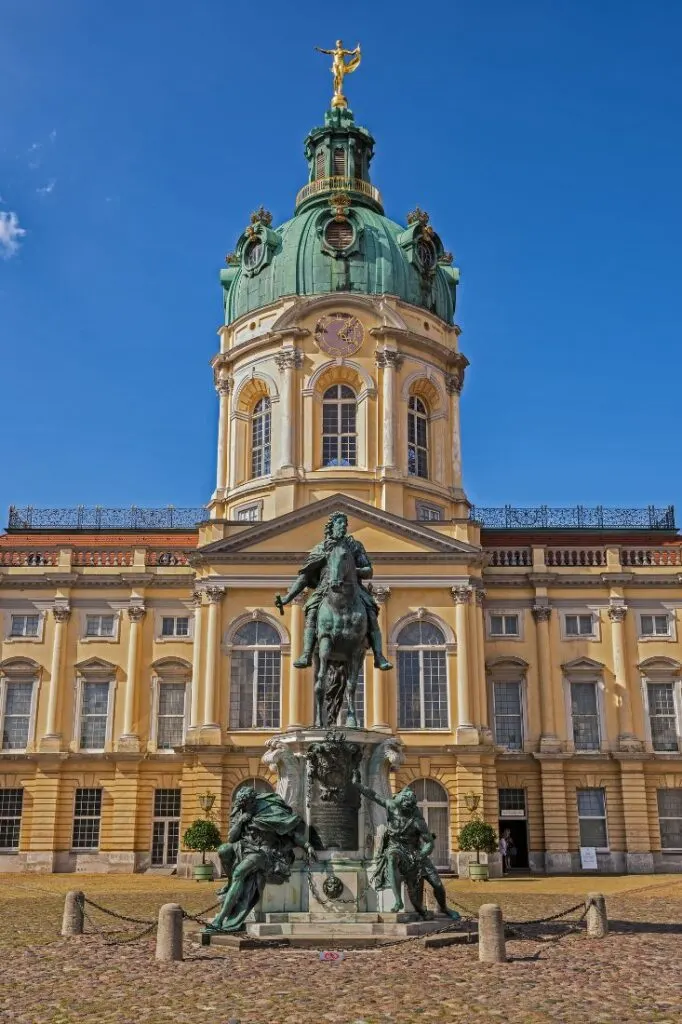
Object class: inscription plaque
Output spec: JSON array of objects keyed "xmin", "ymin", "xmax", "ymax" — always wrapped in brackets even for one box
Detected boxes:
[
  {"xmin": 305, "ymin": 731, "xmax": 363, "ymax": 851},
  {"xmin": 310, "ymin": 796, "xmax": 359, "ymax": 850}
]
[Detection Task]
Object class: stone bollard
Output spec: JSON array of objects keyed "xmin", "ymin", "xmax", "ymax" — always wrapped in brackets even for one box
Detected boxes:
[
  {"xmin": 155, "ymin": 903, "xmax": 184, "ymax": 962},
  {"xmin": 586, "ymin": 892, "xmax": 608, "ymax": 938},
  {"xmin": 478, "ymin": 903, "xmax": 506, "ymax": 963},
  {"xmin": 61, "ymin": 890, "xmax": 85, "ymax": 936}
]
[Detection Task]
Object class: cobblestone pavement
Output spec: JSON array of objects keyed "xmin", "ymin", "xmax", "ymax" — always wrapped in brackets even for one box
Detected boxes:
[{"xmin": 1, "ymin": 873, "xmax": 682, "ymax": 1024}]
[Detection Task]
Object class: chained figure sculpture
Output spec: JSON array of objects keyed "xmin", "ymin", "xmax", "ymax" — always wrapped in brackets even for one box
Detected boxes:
[
  {"xmin": 210, "ymin": 786, "xmax": 316, "ymax": 933},
  {"xmin": 352, "ymin": 771, "xmax": 460, "ymax": 921},
  {"xmin": 275, "ymin": 512, "xmax": 391, "ymax": 727}
]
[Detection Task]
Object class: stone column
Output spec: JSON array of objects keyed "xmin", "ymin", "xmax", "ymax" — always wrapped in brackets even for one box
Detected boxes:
[
  {"xmin": 203, "ymin": 585, "xmax": 225, "ymax": 728},
  {"xmin": 44, "ymin": 604, "xmax": 70, "ymax": 741},
  {"xmin": 608, "ymin": 603, "xmax": 637, "ymax": 749},
  {"xmin": 275, "ymin": 349, "xmax": 302, "ymax": 471},
  {"xmin": 474, "ymin": 590, "xmax": 489, "ymax": 730},
  {"xmin": 452, "ymin": 586, "xmax": 476, "ymax": 741},
  {"xmin": 371, "ymin": 586, "xmax": 391, "ymax": 731},
  {"xmin": 532, "ymin": 605, "xmax": 559, "ymax": 751},
  {"xmin": 376, "ymin": 351, "xmax": 402, "ymax": 470},
  {"xmin": 445, "ymin": 368, "xmax": 465, "ymax": 491},
  {"xmin": 189, "ymin": 591, "xmax": 203, "ymax": 730},
  {"xmin": 287, "ymin": 595, "xmax": 306, "ymax": 729},
  {"xmin": 214, "ymin": 376, "xmax": 231, "ymax": 495},
  {"xmin": 228, "ymin": 411, "xmax": 240, "ymax": 491},
  {"xmin": 121, "ymin": 604, "xmax": 146, "ymax": 745}
]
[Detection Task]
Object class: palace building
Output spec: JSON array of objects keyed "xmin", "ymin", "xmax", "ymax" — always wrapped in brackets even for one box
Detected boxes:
[{"xmin": 2, "ymin": 74, "xmax": 682, "ymax": 877}]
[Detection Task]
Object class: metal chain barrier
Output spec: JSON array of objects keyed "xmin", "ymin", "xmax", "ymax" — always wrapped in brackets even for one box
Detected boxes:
[
  {"xmin": 76, "ymin": 895, "xmax": 157, "ymax": 947},
  {"xmin": 181, "ymin": 900, "xmax": 221, "ymax": 928},
  {"xmin": 504, "ymin": 899, "xmax": 593, "ymax": 945}
]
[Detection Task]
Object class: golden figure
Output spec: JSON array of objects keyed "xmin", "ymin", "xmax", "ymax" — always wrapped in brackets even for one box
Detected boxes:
[{"xmin": 315, "ymin": 39, "xmax": 361, "ymax": 109}]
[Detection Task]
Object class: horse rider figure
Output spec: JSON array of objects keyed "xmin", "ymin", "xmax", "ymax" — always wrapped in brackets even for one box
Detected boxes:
[{"xmin": 275, "ymin": 511, "xmax": 392, "ymax": 671}]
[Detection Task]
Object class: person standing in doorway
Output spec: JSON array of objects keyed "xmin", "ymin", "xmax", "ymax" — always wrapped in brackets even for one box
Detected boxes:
[{"xmin": 501, "ymin": 828, "xmax": 514, "ymax": 872}]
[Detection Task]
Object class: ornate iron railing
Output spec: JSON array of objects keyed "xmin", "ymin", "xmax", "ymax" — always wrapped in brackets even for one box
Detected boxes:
[
  {"xmin": 471, "ymin": 505, "xmax": 676, "ymax": 531},
  {"xmin": 295, "ymin": 176, "xmax": 383, "ymax": 209},
  {"xmin": 7, "ymin": 506, "xmax": 207, "ymax": 531}
]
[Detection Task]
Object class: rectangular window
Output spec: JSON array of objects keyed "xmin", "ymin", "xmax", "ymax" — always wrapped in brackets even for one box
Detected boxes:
[
  {"xmin": 0, "ymin": 788, "xmax": 23, "ymax": 849},
  {"xmin": 9, "ymin": 614, "xmax": 39, "ymax": 638},
  {"xmin": 333, "ymin": 147, "xmax": 346, "ymax": 175},
  {"xmin": 657, "ymin": 789, "xmax": 682, "ymax": 850},
  {"xmin": 79, "ymin": 681, "xmax": 110, "ymax": 750},
  {"xmin": 565, "ymin": 613, "xmax": 595, "ymax": 637},
  {"xmin": 230, "ymin": 650, "xmax": 281, "ymax": 729},
  {"xmin": 151, "ymin": 788, "xmax": 181, "ymax": 866},
  {"xmin": 156, "ymin": 683, "xmax": 185, "ymax": 749},
  {"xmin": 647, "ymin": 682, "xmax": 678, "ymax": 751},
  {"xmin": 499, "ymin": 788, "xmax": 526, "ymax": 817},
  {"xmin": 640, "ymin": 614, "xmax": 671, "ymax": 638},
  {"xmin": 2, "ymin": 682, "xmax": 33, "ymax": 750},
  {"xmin": 416, "ymin": 503, "xmax": 443, "ymax": 522},
  {"xmin": 161, "ymin": 616, "xmax": 190, "ymax": 638},
  {"xmin": 492, "ymin": 681, "xmax": 523, "ymax": 749},
  {"xmin": 489, "ymin": 614, "xmax": 520, "ymax": 637},
  {"xmin": 570, "ymin": 681, "xmax": 600, "ymax": 750},
  {"xmin": 72, "ymin": 788, "xmax": 102, "ymax": 850},
  {"xmin": 577, "ymin": 788, "xmax": 608, "ymax": 849},
  {"xmin": 236, "ymin": 505, "xmax": 261, "ymax": 522},
  {"xmin": 85, "ymin": 614, "xmax": 115, "ymax": 638},
  {"xmin": 397, "ymin": 650, "xmax": 448, "ymax": 729}
]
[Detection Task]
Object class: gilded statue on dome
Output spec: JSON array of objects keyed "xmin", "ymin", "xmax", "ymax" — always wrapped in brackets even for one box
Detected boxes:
[{"xmin": 315, "ymin": 39, "xmax": 361, "ymax": 109}]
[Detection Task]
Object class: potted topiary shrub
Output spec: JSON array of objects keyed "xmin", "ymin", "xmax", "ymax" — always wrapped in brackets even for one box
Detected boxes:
[
  {"xmin": 457, "ymin": 819, "xmax": 498, "ymax": 881},
  {"xmin": 183, "ymin": 819, "xmax": 222, "ymax": 881}
]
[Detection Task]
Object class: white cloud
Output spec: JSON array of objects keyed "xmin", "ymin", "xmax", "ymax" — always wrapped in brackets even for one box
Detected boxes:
[
  {"xmin": 0, "ymin": 210, "xmax": 26, "ymax": 258},
  {"xmin": 36, "ymin": 179, "xmax": 56, "ymax": 195},
  {"xmin": 49, "ymin": 129, "xmax": 57, "ymax": 142}
]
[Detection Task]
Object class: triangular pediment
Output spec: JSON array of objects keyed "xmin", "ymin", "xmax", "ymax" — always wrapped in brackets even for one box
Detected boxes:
[
  {"xmin": 562, "ymin": 657, "xmax": 604, "ymax": 672},
  {"xmin": 195, "ymin": 494, "xmax": 481, "ymax": 565}
]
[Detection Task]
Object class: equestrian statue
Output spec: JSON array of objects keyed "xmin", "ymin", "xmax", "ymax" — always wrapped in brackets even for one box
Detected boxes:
[{"xmin": 275, "ymin": 511, "xmax": 391, "ymax": 728}]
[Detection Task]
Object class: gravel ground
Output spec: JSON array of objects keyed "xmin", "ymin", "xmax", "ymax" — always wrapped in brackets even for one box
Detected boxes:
[{"xmin": 2, "ymin": 874, "xmax": 682, "ymax": 1024}]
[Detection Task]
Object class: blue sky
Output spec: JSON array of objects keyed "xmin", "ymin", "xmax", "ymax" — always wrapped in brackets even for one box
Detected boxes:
[{"xmin": 2, "ymin": 1, "xmax": 681, "ymax": 521}]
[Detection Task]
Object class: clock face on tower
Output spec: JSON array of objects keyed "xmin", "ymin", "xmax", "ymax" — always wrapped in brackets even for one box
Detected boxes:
[{"xmin": 314, "ymin": 313, "xmax": 364, "ymax": 357}]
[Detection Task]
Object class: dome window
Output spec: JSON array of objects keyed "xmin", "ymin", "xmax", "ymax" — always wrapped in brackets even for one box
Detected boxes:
[
  {"xmin": 333, "ymin": 148, "xmax": 346, "ymax": 176},
  {"xmin": 244, "ymin": 240, "xmax": 264, "ymax": 268},
  {"xmin": 416, "ymin": 239, "xmax": 437, "ymax": 271},
  {"xmin": 324, "ymin": 218, "xmax": 354, "ymax": 251},
  {"xmin": 316, "ymin": 150, "xmax": 326, "ymax": 179}
]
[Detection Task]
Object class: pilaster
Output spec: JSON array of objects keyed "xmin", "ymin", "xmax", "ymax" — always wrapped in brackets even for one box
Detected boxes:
[
  {"xmin": 615, "ymin": 755, "xmax": 654, "ymax": 872},
  {"xmin": 451, "ymin": 585, "xmax": 477, "ymax": 744},
  {"xmin": 608, "ymin": 601, "xmax": 641, "ymax": 751},
  {"xmin": 532, "ymin": 604, "xmax": 560, "ymax": 752},
  {"xmin": 536, "ymin": 755, "xmax": 571, "ymax": 873},
  {"xmin": 200, "ymin": 585, "xmax": 225, "ymax": 743},
  {"xmin": 118, "ymin": 603, "xmax": 146, "ymax": 752},
  {"xmin": 41, "ymin": 603, "xmax": 70, "ymax": 752}
]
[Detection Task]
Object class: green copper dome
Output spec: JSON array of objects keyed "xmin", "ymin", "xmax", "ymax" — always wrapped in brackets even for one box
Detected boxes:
[{"xmin": 221, "ymin": 107, "xmax": 459, "ymax": 326}]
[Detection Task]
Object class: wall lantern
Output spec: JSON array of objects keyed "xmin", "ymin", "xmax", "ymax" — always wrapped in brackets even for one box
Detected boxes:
[
  {"xmin": 198, "ymin": 791, "xmax": 216, "ymax": 817},
  {"xmin": 464, "ymin": 792, "xmax": 481, "ymax": 814}
]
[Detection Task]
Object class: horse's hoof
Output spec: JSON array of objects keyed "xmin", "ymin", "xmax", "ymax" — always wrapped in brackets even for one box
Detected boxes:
[
  {"xmin": 346, "ymin": 717, "xmax": 357, "ymax": 729},
  {"xmin": 373, "ymin": 657, "xmax": 393, "ymax": 671},
  {"xmin": 293, "ymin": 655, "xmax": 313, "ymax": 668}
]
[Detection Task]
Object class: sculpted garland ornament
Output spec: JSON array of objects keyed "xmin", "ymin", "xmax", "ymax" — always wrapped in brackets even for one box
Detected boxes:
[{"xmin": 314, "ymin": 313, "xmax": 364, "ymax": 357}]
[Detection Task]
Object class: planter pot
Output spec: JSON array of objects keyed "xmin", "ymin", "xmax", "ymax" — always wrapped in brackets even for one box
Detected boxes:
[
  {"xmin": 468, "ymin": 862, "xmax": 489, "ymax": 881},
  {"xmin": 193, "ymin": 863, "xmax": 215, "ymax": 882}
]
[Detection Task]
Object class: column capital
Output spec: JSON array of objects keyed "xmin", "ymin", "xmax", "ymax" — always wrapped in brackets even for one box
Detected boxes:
[
  {"xmin": 205, "ymin": 585, "xmax": 226, "ymax": 604},
  {"xmin": 214, "ymin": 376, "xmax": 232, "ymax": 398},
  {"xmin": 370, "ymin": 585, "xmax": 391, "ymax": 605},
  {"xmin": 190, "ymin": 590, "xmax": 204, "ymax": 607},
  {"xmin": 127, "ymin": 604, "xmax": 146, "ymax": 623},
  {"xmin": 474, "ymin": 587, "xmax": 486, "ymax": 606},
  {"xmin": 274, "ymin": 348, "xmax": 304, "ymax": 372},
  {"xmin": 445, "ymin": 368, "xmax": 465, "ymax": 395},
  {"xmin": 608, "ymin": 602, "xmax": 627, "ymax": 623},
  {"xmin": 375, "ymin": 350, "xmax": 403, "ymax": 371},
  {"xmin": 532, "ymin": 604, "xmax": 552, "ymax": 623},
  {"xmin": 451, "ymin": 585, "xmax": 472, "ymax": 605},
  {"xmin": 52, "ymin": 604, "xmax": 71, "ymax": 624}
]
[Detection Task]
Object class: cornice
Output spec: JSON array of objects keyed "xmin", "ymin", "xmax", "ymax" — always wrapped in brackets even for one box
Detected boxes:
[{"xmin": 213, "ymin": 328, "xmax": 311, "ymax": 370}]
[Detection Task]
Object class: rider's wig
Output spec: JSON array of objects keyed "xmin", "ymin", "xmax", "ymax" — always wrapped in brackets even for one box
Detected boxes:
[{"xmin": 323, "ymin": 512, "xmax": 348, "ymax": 540}]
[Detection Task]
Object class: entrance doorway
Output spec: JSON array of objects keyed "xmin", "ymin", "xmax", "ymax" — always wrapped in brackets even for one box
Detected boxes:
[
  {"xmin": 498, "ymin": 788, "xmax": 529, "ymax": 870},
  {"xmin": 151, "ymin": 789, "xmax": 181, "ymax": 867}
]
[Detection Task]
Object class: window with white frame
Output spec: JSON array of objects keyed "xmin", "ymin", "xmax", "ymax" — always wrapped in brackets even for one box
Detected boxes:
[
  {"xmin": 236, "ymin": 504, "xmax": 261, "ymax": 522},
  {"xmin": 72, "ymin": 788, "xmax": 102, "ymax": 849},
  {"xmin": 229, "ymin": 621, "xmax": 281, "ymax": 729},
  {"xmin": 1, "ymin": 679, "xmax": 34, "ymax": 750},
  {"xmin": 570, "ymin": 681, "xmax": 601, "ymax": 751},
  {"xmin": 407, "ymin": 778, "xmax": 450, "ymax": 868},
  {"xmin": 397, "ymin": 621, "xmax": 448, "ymax": 729},
  {"xmin": 251, "ymin": 396, "xmax": 272, "ymax": 478},
  {"xmin": 0, "ymin": 788, "xmax": 23, "ymax": 850},
  {"xmin": 576, "ymin": 788, "xmax": 608, "ymax": 849},
  {"xmin": 156, "ymin": 682, "xmax": 186, "ymax": 749},
  {"xmin": 84, "ymin": 614, "xmax": 115, "ymax": 638},
  {"xmin": 322, "ymin": 384, "xmax": 357, "ymax": 467},
  {"xmin": 9, "ymin": 614, "xmax": 40, "ymax": 638},
  {"xmin": 639, "ymin": 613, "xmax": 672, "ymax": 638},
  {"xmin": 78, "ymin": 680, "xmax": 111, "ymax": 750},
  {"xmin": 416, "ymin": 502, "xmax": 443, "ymax": 522},
  {"xmin": 492, "ymin": 681, "xmax": 524, "ymax": 749},
  {"xmin": 646, "ymin": 681, "xmax": 679, "ymax": 751},
  {"xmin": 489, "ymin": 613, "xmax": 520, "ymax": 638},
  {"xmin": 564, "ymin": 613, "xmax": 596, "ymax": 638},
  {"xmin": 151, "ymin": 789, "xmax": 181, "ymax": 866},
  {"xmin": 407, "ymin": 396, "xmax": 429, "ymax": 479},
  {"xmin": 657, "ymin": 789, "xmax": 682, "ymax": 850},
  {"xmin": 161, "ymin": 616, "xmax": 190, "ymax": 639}
]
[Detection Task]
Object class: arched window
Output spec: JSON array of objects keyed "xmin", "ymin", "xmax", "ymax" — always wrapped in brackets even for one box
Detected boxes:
[
  {"xmin": 232, "ymin": 777, "xmax": 274, "ymax": 807},
  {"xmin": 333, "ymin": 148, "xmax": 346, "ymax": 175},
  {"xmin": 322, "ymin": 384, "xmax": 357, "ymax": 467},
  {"xmin": 251, "ymin": 397, "xmax": 271, "ymax": 479},
  {"xmin": 316, "ymin": 150, "xmax": 325, "ymax": 180},
  {"xmin": 397, "ymin": 620, "xmax": 448, "ymax": 729},
  {"xmin": 407, "ymin": 396, "xmax": 429, "ymax": 478},
  {"xmin": 407, "ymin": 778, "xmax": 450, "ymax": 868},
  {"xmin": 229, "ymin": 621, "xmax": 281, "ymax": 729}
]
